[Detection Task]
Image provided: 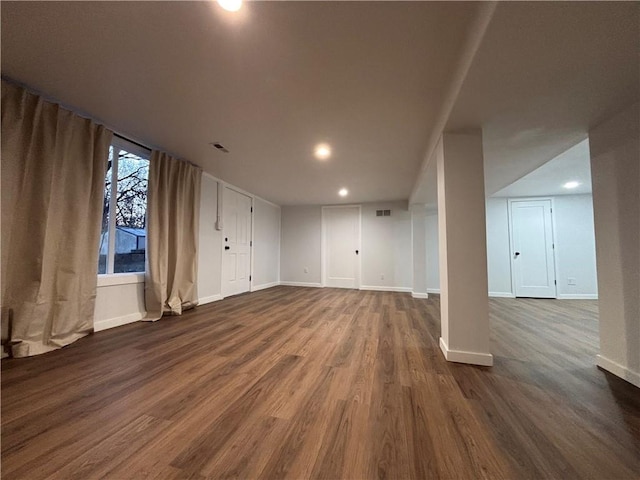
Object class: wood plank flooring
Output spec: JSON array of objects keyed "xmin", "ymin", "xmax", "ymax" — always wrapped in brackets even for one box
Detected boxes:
[{"xmin": 2, "ymin": 287, "xmax": 639, "ymax": 479}]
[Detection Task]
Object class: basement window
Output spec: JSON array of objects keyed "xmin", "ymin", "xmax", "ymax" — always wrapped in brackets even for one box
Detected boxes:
[{"xmin": 98, "ymin": 138, "xmax": 150, "ymax": 274}]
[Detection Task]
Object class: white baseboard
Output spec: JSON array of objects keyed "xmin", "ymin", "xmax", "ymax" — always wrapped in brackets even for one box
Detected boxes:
[
  {"xmin": 359, "ymin": 285, "xmax": 412, "ymax": 293},
  {"xmin": 557, "ymin": 294, "xmax": 598, "ymax": 300},
  {"xmin": 489, "ymin": 291, "xmax": 515, "ymax": 298},
  {"xmin": 412, "ymin": 292, "xmax": 429, "ymax": 299},
  {"xmin": 199, "ymin": 294, "xmax": 223, "ymax": 305},
  {"xmin": 427, "ymin": 288, "xmax": 440, "ymax": 294},
  {"xmin": 94, "ymin": 312, "xmax": 144, "ymax": 332},
  {"xmin": 439, "ymin": 337, "xmax": 493, "ymax": 367},
  {"xmin": 596, "ymin": 355, "xmax": 640, "ymax": 388},
  {"xmin": 251, "ymin": 281, "xmax": 280, "ymax": 292},
  {"xmin": 280, "ymin": 281, "xmax": 322, "ymax": 288}
]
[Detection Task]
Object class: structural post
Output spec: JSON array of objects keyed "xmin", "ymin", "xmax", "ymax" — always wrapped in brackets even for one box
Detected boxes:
[
  {"xmin": 436, "ymin": 131, "xmax": 492, "ymax": 366},
  {"xmin": 589, "ymin": 103, "xmax": 640, "ymax": 387}
]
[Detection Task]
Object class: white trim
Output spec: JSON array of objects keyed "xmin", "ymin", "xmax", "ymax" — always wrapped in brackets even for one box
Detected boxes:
[
  {"xmin": 427, "ymin": 288, "xmax": 441, "ymax": 294},
  {"xmin": 94, "ymin": 312, "xmax": 144, "ymax": 332},
  {"xmin": 439, "ymin": 337, "xmax": 494, "ymax": 367},
  {"xmin": 280, "ymin": 281, "xmax": 322, "ymax": 288},
  {"xmin": 489, "ymin": 291, "xmax": 516, "ymax": 298},
  {"xmin": 199, "ymin": 294, "xmax": 223, "ymax": 305},
  {"xmin": 359, "ymin": 285, "xmax": 412, "ymax": 293},
  {"xmin": 97, "ymin": 273, "xmax": 145, "ymax": 287},
  {"xmin": 596, "ymin": 355, "xmax": 640, "ymax": 388},
  {"xmin": 557, "ymin": 293, "xmax": 598, "ymax": 300},
  {"xmin": 412, "ymin": 292, "xmax": 429, "ymax": 299},
  {"xmin": 251, "ymin": 282, "xmax": 279, "ymax": 292}
]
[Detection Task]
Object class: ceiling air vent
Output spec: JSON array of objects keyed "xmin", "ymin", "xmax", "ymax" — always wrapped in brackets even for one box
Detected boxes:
[
  {"xmin": 376, "ymin": 210, "xmax": 391, "ymax": 217},
  {"xmin": 210, "ymin": 142, "xmax": 229, "ymax": 153}
]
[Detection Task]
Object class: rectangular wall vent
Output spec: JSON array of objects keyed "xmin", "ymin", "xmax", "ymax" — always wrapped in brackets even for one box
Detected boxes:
[{"xmin": 376, "ymin": 210, "xmax": 392, "ymax": 217}]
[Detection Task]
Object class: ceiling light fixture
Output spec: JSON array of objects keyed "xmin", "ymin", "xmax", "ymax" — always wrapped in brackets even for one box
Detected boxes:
[
  {"xmin": 563, "ymin": 181, "xmax": 580, "ymax": 189},
  {"xmin": 339, "ymin": 188, "xmax": 348, "ymax": 197},
  {"xmin": 314, "ymin": 143, "xmax": 331, "ymax": 160},
  {"xmin": 217, "ymin": 0, "xmax": 242, "ymax": 12}
]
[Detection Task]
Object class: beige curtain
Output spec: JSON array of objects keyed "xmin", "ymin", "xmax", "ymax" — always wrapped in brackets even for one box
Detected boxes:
[
  {"xmin": 144, "ymin": 150, "xmax": 201, "ymax": 320},
  {"xmin": 1, "ymin": 80, "xmax": 112, "ymax": 357}
]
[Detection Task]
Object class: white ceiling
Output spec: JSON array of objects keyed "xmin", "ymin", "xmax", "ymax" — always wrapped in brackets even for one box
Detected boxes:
[
  {"xmin": 2, "ymin": 2, "xmax": 638, "ymax": 207},
  {"xmin": 411, "ymin": 1, "xmax": 639, "ymax": 206},
  {"xmin": 1, "ymin": 1, "xmax": 480, "ymax": 206},
  {"xmin": 492, "ymin": 139, "xmax": 592, "ymax": 198}
]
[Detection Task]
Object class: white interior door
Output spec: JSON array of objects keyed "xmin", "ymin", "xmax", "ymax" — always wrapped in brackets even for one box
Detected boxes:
[
  {"xmin": 323, "ymin": 206, "xmax": 360, "ymax": 289},
  {"xmin": 222, "ymin": 187, "xmax": 252, "ymax": 297},
  {"xmin": 509, "ymin": 199, "xmax": 557, "ymax": 298}
]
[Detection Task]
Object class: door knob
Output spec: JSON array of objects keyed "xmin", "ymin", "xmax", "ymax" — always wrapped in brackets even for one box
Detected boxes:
[{"xmin": 225, "ymin": 246, "xmax": 230, "ymax": 250}]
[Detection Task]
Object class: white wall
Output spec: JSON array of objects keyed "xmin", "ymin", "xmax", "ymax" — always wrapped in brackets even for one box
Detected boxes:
[
  {"xmin": 425, "ymin": 211, "xmax": 440, "ymax": 293},
  {"xmin": 553, "ymin": 195, "xmax": 598, "ymax": 298},
  {"xmin": 411, "ymin": 206, "xmax": 428, "ymax": 297},
  {"xmin": 280, "ymin": 202, "xmax": 413, "ymax": 291},
  {"xmin": 589, "ymin": 102, "xmax": 639, "ymax": 388},
  {"xmin": 94, "ymin": 275, "xmax": 145, "ymax": 331},
  {"xmin": 360, "ymin": 201, "xmax": 412, "ymax": 291},
  {"xmin": 280, "ymin": 206, "xmax": 322, "ymax": 285},
  {"xmin": 197, "ymin": 174, "xmax": 223, "ymax": 304},
  {"xmin": 425, "ymin": 195, "xmax": 598, "ymax": 299},
  {"xmin": 253, "ymin": 198, "xmax": 281, "ymax": 290}
]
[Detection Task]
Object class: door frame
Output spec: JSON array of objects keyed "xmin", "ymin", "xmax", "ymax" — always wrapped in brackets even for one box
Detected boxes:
[
  {"xmin": 219, "ymin": 183, "xmax": 254, "ymax": 298},
  {"xmin": 507, "ymin": 197, "xmax": 558, "ymax": 298},
  {"xmin": 321, "ymin": 205, "xmax": 362, "ymax": 289}
]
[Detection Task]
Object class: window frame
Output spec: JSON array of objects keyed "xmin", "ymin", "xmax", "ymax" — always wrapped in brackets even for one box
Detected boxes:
[{"xmin": 98, "ymin": 136, "xmax": 151, "ymax": 278}]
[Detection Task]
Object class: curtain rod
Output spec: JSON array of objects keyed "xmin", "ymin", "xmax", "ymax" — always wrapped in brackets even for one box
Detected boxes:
[{"xmin": 113, "ymin": 132, "xmax": 152, "ymax": 152}]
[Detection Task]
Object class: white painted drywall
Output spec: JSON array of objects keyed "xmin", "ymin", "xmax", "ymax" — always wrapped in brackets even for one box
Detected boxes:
[
  {"xmin": 360, "ymin": 201, "xmax": 412, "ymax": 291},
  {"xmin": 589, "ymin": 102, "xmax": 640, "ymax": 388},
  {"xmin": 554, "ymin": 194, "xmax": 598, "ymax": 298},
  {"xmin": 280, "ymin": 206, "xmax": 323, "ymax": 285},
  {"xmin": 197, "ymin": 174, "xmax": 223, "ymax": 303},
  {"xmin": 437, "ymin": 132, "xmax": 492, "ymax": 365},
  {"xmin": 253, "ymin": 198, "xmax": 281, "ymax": 289},
  {"xmin": 280, "ymin": 202, "xmax": 413, "ymax": 291},
  {"xmin": 411, "ymin": 205, "xmax": 428, "ymax": 296},
  {"xmin": 425, "ymin": 212, "xmax": 440, "ymax": 292},
  {"xmin": 94, "ymin": 276, "xmax": 145, "ymax": 331},
  {"xmin": 485, "ymin": 197, "xmax": 513, "ymax": 296}
]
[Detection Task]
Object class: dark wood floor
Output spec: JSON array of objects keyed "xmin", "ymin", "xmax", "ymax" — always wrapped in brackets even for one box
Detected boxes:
[{"xmin": 2, "ymin": 287, "xmax": 639, "ymax": 479}]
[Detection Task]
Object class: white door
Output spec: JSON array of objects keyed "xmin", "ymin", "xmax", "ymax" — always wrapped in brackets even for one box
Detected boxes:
[
  {"xmin": 222, "ymin": 187, "xmax": 252, "ymax": 297},
  {"xmin": 323, "ymin": 206, "xmax": 360, "ymax": 289},
  {"xmin": 509, "ymin": 199, "xmax": 557, "ymax": 298}
]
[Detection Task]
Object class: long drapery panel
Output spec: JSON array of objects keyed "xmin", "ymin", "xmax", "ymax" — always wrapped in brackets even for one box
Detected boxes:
[
  {"xmin": 1, "ymin": 80, "xmax": 112, "ymax": 357},
  {"xmin": 145, "ymin": 150, "xmax": 201, "ymax": 320}
]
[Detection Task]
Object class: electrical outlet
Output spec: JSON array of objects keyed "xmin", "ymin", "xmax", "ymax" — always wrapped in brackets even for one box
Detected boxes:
[
  {"xmin": 304, "ymin": 267, "xmax": 309, "ymax": 274},
  {"xmin": 567, "ymin": 277, "xmax": 577, "ymax": 286},
  {"xmin": 380, "ymin": 274, "xmax": 385, "ymax": 280}
]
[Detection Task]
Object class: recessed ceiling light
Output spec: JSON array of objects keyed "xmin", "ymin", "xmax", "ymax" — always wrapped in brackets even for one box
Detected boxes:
[
  {"xmin": 563, "ymin": 181, "xmax": 580, "ymax": 189},
  {"xmin": 217, "ymin": 0, "xmax": 242, "ymax": 12},
  {"xmin": 339, "ymin": 188, "xmax": 348, "ymax": 197},
  {"xmin": 314, "ymin": 144, "xmax": 331, "ymax": 160}
]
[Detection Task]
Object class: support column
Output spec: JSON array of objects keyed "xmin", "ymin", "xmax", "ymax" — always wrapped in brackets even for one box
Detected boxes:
[
  {"xmin": 436, "ymin": 131, "xmax": 492, "ymax": 366},
  {"xmin": 589, "ymin": 102, "xmax": 640, "ymax": 388},
  {"xmin": 411, "ymin": 204, "xmax": 428, "ymax": 299}
]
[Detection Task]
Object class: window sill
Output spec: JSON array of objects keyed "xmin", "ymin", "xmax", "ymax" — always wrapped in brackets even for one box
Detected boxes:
[{"xmin": 97, "ymin": 272, "xmax": 145, "ymax": 287}]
